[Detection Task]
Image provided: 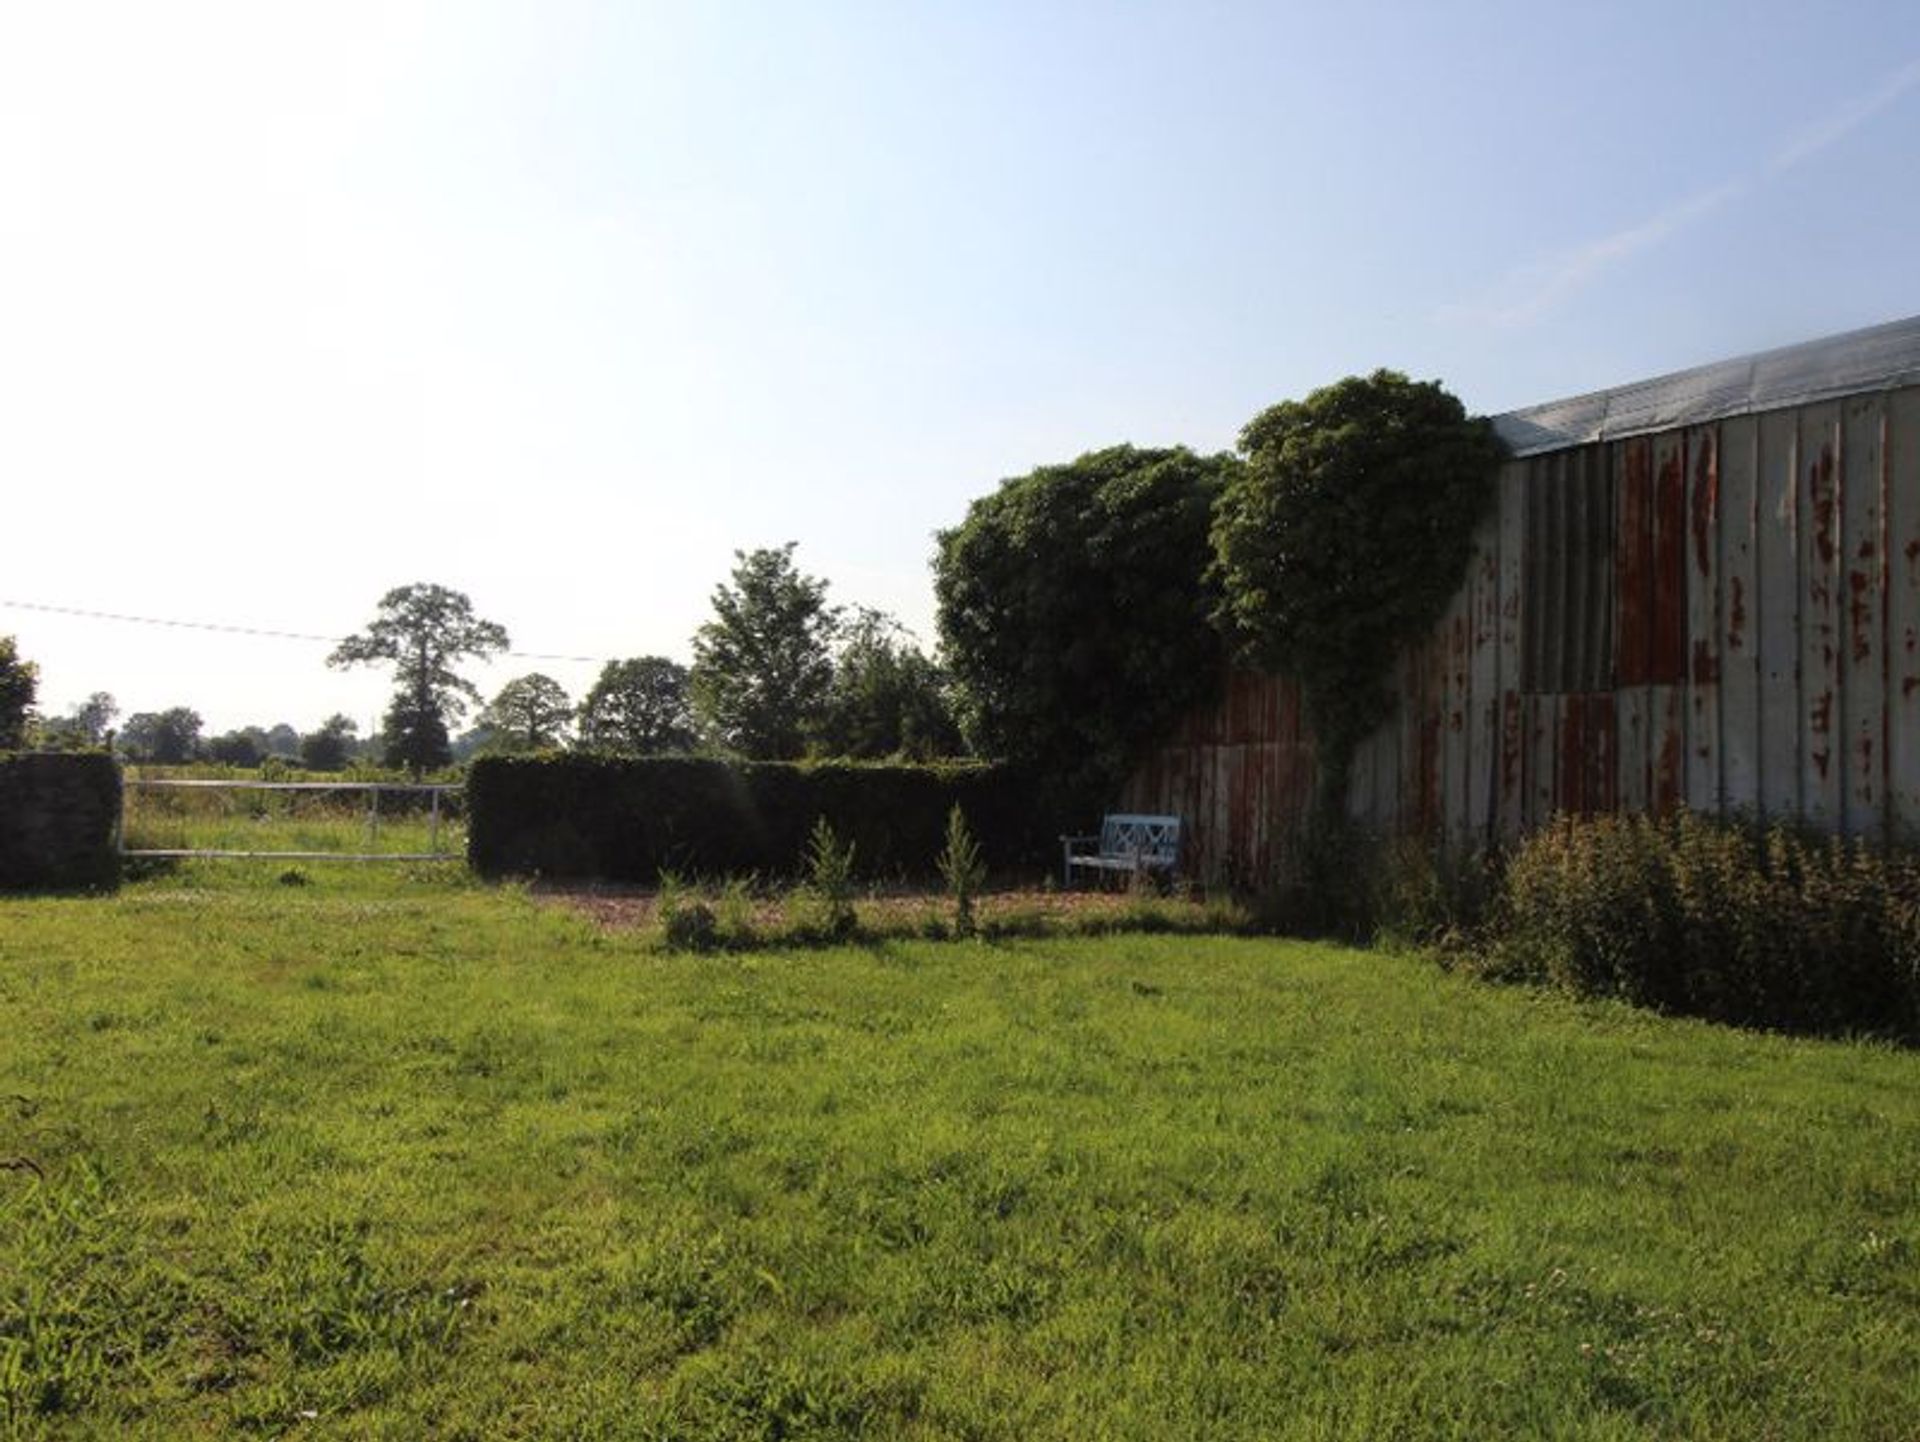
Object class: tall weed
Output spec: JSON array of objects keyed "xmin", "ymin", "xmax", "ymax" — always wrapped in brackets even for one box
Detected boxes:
[{"xmin": 1485, "ymin": 811, "xmax": 1920, "ymax": 1041}]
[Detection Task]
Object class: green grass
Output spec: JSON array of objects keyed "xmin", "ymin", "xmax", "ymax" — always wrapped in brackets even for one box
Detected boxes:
[
  {"xmin": 120, "ymin": 789, "xmax": 463, "ymax": 859},
  {"xmin": 3, "ymin": 866, "xmax": 1917, "ymax": 1439}
]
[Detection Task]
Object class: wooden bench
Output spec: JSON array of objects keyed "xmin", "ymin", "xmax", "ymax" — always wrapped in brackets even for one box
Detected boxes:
[{"xmin": 1061, "ymin": 813, "xmax": 1181, "ymax": 886}]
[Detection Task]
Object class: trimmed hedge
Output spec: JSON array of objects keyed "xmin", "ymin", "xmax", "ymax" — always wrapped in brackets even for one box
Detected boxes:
[
  {"xmin": 0, "ymin": 752, "xmax": 121, "ymax": 891},
  {"xmin": 467, "ymin": 756, "xmax": 1058, "ymax": 882}
]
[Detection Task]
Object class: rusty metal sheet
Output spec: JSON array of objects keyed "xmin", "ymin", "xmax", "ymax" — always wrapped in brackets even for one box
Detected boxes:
[
  {"xmin": 1685, "ymin": 425, "xmax": 1723, "ymax": 814},
  {"xmin": 1496, "ymin": 460, "xmax": 1527, "ymax": 840},
  {"xmin": 1523, "ymin": 693, "xmax": 1554, "ymax": 829},
  {"xmin": 1841, "ymin": 394, "xmax": 1888, "ymax": 835},
  {"xmin": 1616, "ymin": 684, "xmax": 1651, "ymax": 814},
  {"xmin": 1891, "ymin": 387, "xmax": 1920, "ymax": 842},
  {"xmin": 1467, "ymin": 519, "xmax": 1501, "ymax": 844},
  {"xmin": 1799, "ymin": 401, "xmax": 1844, "ymax": 829},
  {"xmin": 1755, "ymin": 406, "xmax": 1803, "ymax": 821},
  {"xmin": 1716, "ymin": 415, "xmax": 1761, "ymax": 812},
  {"xmin": 1617, "ymin": 437, "xmax": 1655, "ymax": 687},
  {"xmin": 1651, "ymin": 431, "xmax": 1690, "ymax": 686},
  {"xmin": 1650, "ymin": 684, "xmax": 1686, "ymax": 814},
  {"xmin": 1441, "ymin": 583, "xmax": 1473, "ymax": 843}
]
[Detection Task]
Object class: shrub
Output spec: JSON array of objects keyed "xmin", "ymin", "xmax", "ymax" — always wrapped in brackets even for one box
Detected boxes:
[
  {"xmin": 794, "ymin": 818, "xmax": 858, "ymax": 942},
  {"xmin": 1484, "ymin": 812, "xmax": 1920, "ymax": 1041},
  {"xmin": 656, "ymin": 872, "xmax": 720, "ymax": 953},
  {"xmin": 936, "ymin": 805, "xmax": 986, "ymax": 937}
]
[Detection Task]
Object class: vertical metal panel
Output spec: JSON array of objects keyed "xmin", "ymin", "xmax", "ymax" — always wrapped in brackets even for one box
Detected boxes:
[
  {"xmin": 1615, "ymin": 439, "xmax": 1653, "ymax": 812},
  {"xmin": 1496, "ymin": 460, "xmax": 1527, "ymax": 840},
  {"xmin": 1524, "ymin": 693, "xmax": 1554, "ymax": 829},
  {"xmin": 1651, "ymin": 432, "xmax": 1690, "ymax": 686},
  {"xmin": 1648, "ymin": 432, "xmax": 1689, "ymax": 811},
  {"xmin": 1717, "ymin": 415, "xmax": 1761, "ymax": 812},
  {"xmin": 1755, "ymin": 407, "xmax": 1802, "ymax": 820},
  {"xmin": 1619, "ymin": 435, "xmax": 1657, "ymax": 686},
  {"xmin": 1685, "ymin": 425, "xmax": 1723, "ymax": 814},
  {"xmin": 1841, "ymin": 394, "xmax": 1888, "ymax": 835},
  {"xmin": 1437, "ymin": 592, "xmax": 1465, "ymax": 843},
  {"xmin": 1799, "ymin": 402, "xmax": 1844, "ymax": 829},
  {"xmin": 1584, "ymin": 446, "xmax": 1617, "ymax": 690},
  {"xmin": 1466, "ymin": 520, "xmax": 1501, "ymax": 844},
  {"xmin": 1890, "ymin": 387, "xmax": 1920, "ymax": 841}
]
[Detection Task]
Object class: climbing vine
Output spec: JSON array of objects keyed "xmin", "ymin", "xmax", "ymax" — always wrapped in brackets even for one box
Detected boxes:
[{"xmin": 1212, "ymin": 370, "xmax": 1503, "ymax": 830}]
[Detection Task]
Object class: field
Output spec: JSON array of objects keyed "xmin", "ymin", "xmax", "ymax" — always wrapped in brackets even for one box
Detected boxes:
[
  {"xmin": 118, "ymin": 776, "xmax": 464, "ymax": 860},
  {"xmin": 3, "ymin": 866, "xmax": 1918, "ymax": 1439}
]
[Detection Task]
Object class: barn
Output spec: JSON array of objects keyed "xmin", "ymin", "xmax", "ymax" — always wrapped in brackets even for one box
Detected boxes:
[{"xmin": 1121, "ymin": 314, "xmax": 1920, "ymax": 881}]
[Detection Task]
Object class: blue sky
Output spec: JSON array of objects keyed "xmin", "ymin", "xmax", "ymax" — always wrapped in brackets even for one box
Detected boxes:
[{"xmin": 4, "ymin": 0, "xmax": 1918, "ymax": 734}]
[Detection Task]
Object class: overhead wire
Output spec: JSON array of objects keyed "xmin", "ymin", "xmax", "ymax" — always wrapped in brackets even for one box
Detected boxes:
[{"xmin": 0, "ymin": 598, "xmax": 612, "ymax": 666}]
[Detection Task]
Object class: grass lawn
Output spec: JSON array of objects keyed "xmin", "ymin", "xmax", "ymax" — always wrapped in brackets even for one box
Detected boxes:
[{"xmin": 3, "ymin": 866, "xmax": 1918, "ymax": 1439}]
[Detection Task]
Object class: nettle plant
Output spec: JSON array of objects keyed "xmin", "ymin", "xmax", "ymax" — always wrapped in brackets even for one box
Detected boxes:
[{"xmin": 1212, "ymin": 370, "xmax": 1503, "ymax": 832}]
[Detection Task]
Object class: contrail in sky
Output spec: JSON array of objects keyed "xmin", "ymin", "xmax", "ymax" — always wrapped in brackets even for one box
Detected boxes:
[{"xmin": 1440, "ymin": 57, "xmax": 1920, "ymax": 330}]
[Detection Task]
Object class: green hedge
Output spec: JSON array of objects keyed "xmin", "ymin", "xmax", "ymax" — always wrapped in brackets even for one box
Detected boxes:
[
  {"xmin": 467, "ymin": 756, "xmax": 1057, "ymax": 882},
  {"xmin": 0, "ymin": 752, "xmax": 121, "ymax": 891},
  {"xmin": 1483, "ymin": 811, "xmax": 1920, "ymax": 1042}
]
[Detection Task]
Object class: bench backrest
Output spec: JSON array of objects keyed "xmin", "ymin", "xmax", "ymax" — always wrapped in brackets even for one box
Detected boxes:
[{"xmin": 1099, "ymin": 813, "xmax": 1181, "ymax": 865}]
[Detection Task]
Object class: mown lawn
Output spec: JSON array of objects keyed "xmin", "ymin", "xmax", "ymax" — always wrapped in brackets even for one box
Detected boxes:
[{"xmin": 3, "ymin": 866, "xmax": 1917, "ymax": 1439}]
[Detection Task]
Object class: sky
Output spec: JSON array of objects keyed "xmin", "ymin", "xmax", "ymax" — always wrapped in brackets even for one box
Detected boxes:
[{"xmin": 4, "ymin": 0, "xmax": 1918, "ymax": 737}]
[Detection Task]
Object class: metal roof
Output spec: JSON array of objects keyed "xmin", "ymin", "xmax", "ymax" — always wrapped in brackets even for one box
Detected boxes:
[{"xmin": 1492, "ymin": 313, "xmax": 1920, "ymax": 458}]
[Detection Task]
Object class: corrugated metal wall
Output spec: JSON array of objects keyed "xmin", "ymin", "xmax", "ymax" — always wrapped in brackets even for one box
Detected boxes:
[{"xmin": 1123, "ymin": 383, "xmax": 1920, "ymax": 872}]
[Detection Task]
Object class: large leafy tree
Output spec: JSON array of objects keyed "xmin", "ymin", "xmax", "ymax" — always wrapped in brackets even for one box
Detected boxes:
[
  {"xmin": 934, "ymin": 445, "xmax": 1237, "ymax": 804},
  {"xmin": 1212, "ymin": 370, "xmax": 1502, "ymax": 823},
  {"xmin": 690, "ymin": 544, "xmax": 838, "ymax": 759},
  {"xmin": 478, "ymin": 673, "xmax": 572, "ymax": 753},
  {"xmin": 328, "ymin": 583, "xmax": 509, "ymax": 774},
  {"xmin": 0, "ymin": 636, "xmax": 39, "ymax": 749},
  {"xmin": 576, "ymin": 657, "xmax": 696, "ymax": 755},
  {"xmin": 815, "ymin": 608, "xmax": 961, "ymax": 761},
  {"xmin": 119, "ymin": 707, "xmax": 204, "ymax": 764},
  {"xmin": 299, "ymin": 714, "xmax": 358, "ymax": 772}
]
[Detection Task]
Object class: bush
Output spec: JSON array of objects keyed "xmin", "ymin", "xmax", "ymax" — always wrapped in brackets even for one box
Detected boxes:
[
  {"xmin": 1484, "ymin": 812, "xmax": 1920, "ymax": 1041},
  {"xmin": 791, "ymin": 818, "xmax": 858, "ymax": 941},
  {"xmin": 467, "ymin": 756, "xmax": 1053, "ymax": 883}
]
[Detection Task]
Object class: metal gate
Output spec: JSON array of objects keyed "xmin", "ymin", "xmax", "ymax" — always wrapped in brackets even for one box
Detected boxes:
[{"xmin": 120, "ymin": 778, "xmax": 464, "ymax": 862}]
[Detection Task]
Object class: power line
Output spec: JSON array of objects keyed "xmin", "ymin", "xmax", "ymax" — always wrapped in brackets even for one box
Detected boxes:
[{"xmin": 0, "ymin": 598, "xmax": 613, "ymax": 666}]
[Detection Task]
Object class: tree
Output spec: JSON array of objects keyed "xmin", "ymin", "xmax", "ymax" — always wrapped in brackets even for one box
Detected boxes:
[
  {"xmin": 119, "ymin": 707, "xmax": 204, "ymax": 764},
  {"xmin": 576, "ymin": 656, "xmax": 696, "ymax": 754},
  {"xmin": 328, "ymin": 583, "xmax": 509, "ymax": 775},
  {"xmin": 814, "ymin": 608, "xmax": 962, "ymax": 760},
  {"xmin": 934, "ymin": 445, "xmax": 1237, "ymax": 805},
  {"xmin": 67, "ymin": 692, "xmax": 118, "ymax": 746},
  {"xmin": 207, "ymin": 730, "xmax": 265, "ymax": 767},
  {"xmin": 1211, "ymin": 370, "xmax": 1502, "ymax": 824},
  {"xmin": 299, "ymin": 714, "xmax": 358, "ymax": 772},
  {"xmin": 0, "ymin": 636, "xmax": 37, "ymax": 750},
  {"xmin": 690, "ymin": 544, "xmax": 838, "ymax": 759},
  {"xmin": 477, "ymin": 673, "xmax": 572, "ymax": 753},
  {"xmin": 380, "ymin": 691, "xmax": 453, "ymax": 776}
]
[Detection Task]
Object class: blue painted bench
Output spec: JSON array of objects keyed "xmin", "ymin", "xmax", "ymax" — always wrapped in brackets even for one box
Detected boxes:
[{"xmin": 1061, "ymin": 813, "xmax": 1182, "ymax": 886}]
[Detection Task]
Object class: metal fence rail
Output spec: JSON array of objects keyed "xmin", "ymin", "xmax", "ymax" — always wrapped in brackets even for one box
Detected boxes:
[{"xmin": 120, "ymin": 779, "xmax": 465, "ymax": 861}]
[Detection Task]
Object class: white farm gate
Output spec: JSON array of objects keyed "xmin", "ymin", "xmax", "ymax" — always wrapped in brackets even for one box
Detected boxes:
[{"xmin": 120, "ymin": 778, "xmax": 464, "ymax": 862}]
